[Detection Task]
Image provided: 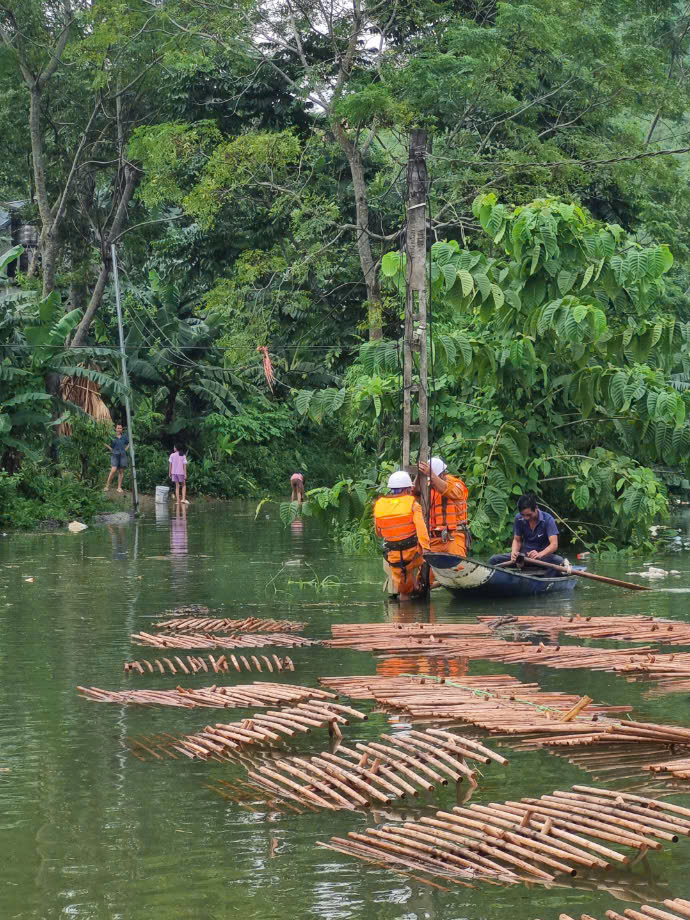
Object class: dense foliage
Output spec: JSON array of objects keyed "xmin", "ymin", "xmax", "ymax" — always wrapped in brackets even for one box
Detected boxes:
[{"xmin": 2, "ymin": 0, "xmax": 690, "ymax": 545}]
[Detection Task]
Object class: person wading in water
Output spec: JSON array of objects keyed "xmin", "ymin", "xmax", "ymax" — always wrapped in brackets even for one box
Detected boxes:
[
  {"xmin": 290, "ymin": 471, "xmax": 305, "ymax": 503},
  {"xmin": 373, "ymin": 471, "xmax": 430, "ymax": 600}
]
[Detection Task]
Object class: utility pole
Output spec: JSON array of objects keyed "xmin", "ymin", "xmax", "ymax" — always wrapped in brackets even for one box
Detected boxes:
[
  {"xmin": 402, "ymin": 130, "xmax": 430, "ymax": 512},
  {"xmin": 111, "ymin": 243, "xmax": 139, "ymax": 514}
]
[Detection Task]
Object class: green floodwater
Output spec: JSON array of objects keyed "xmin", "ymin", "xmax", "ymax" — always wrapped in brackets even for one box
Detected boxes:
[{"xmin": 3, "ymin": 502, "xmax": 690, "ymax": 920}]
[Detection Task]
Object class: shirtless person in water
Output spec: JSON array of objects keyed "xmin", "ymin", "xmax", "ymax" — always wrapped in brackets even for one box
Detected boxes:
[{"xmin": 290, "ymin": 472, "xmax": 305, "ymax": 503}]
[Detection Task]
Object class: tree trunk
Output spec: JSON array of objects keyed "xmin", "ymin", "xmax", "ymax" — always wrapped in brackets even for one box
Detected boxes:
[
  {"xmin": 333, "ymin": 123, "xmax": 382, "ymax": 340},
  {"xmin": 70, "ymin": 166, "xmax": 138, "ymax": 346},
  {"xmin": 29, "ymin": 86, "xmax": 57, "ymax": 294},
  {"xmin": 164, "ymin": 386, "xmax": 178, "ymax": 426}
]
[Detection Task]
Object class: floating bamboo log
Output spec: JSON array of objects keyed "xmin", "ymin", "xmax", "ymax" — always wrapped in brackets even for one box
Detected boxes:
[
  {"xmin": 480, "ymin": 614, "xmax": 690, "ymax": 647},
  {"xmin": 155, "ymin": 616, "xmax": 305, "ymax": 633},
  {"xmin": 131, "ymin": 631, "xmax": 316, "ymax": 649},
  {"xmin": 78, "ymin": 681, "xmax": 337, "ymax": 709},
  {"xmin": 246, "ymin": 728, "xmax": 501, "ymax": 810},
  {"xmin": 531, "ymin": 895, "xmax": 690, "ymax": 920},
  {"xmin": 124, "ymin": 654, "xmax": 295, "ymax": 675},
  {"xmin": 319, "ymin": 785, "xmax": 690, "ymax": 884}
]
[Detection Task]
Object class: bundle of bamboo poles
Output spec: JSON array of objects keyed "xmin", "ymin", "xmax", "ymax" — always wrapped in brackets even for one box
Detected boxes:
[
  {"xmin": 320, "ymin": 785, "xmax": 690, "ymax": 885},
  {"xmin": 154, "ymin": 616, "xmax": 305, "ymax": 633},
  {"xmin": 372, "ymin": 638, "xmax": 690, "ymax": 693},
  {"xmin": 537, "ymin": 898, "xmax": 690, "ymax": 920},
  {"xmin": 319, "ymin": 674, "xmax": 530, "ymax": 700},
  {"xmin": 151, "ymin": 699, "xmax": 366, "ymax": 760},
  {"xmin": 131, "ymin": 631, "xmax": 316, "ymax": 649},
  {"xmin": 78, "ymin": 681, "xmax": 337, "ymax": 709},
  {"xmin": 325, "ymin": 623, "xmax": 492, "ymax": 652},
  {"xmin": 320, "ymin": 675, "xmax": 630, "ymax": 727},
  {"xmin": 124, "ymin": 653, "xmax": 295, "ymax": 676},
  {"xmin": 246, "ymin": 729, "xmax": 506, "ymax": 810},
  {"xmin": 325, "ymin": 674, "xmax": 690, "ymax": 757},
  {"xmin": 480, "ymin": 614, "xmax": 690, "ymax": 646}
]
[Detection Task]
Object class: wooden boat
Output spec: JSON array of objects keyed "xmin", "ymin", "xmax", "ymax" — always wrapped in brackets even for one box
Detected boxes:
[{"xmin": 425, "ymin": 552, "xmax": 583, "ymax": 598}]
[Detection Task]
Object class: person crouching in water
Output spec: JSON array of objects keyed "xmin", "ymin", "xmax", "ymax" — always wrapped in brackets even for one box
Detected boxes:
[
  {"xmin": 373, "ymin": 470, "xmax": 430, "ymax": 599},
  {"xmin": 418, "ymin": 456, "xmax": 470, "ymax": 556},
  {"xmin": 290, "ymin": 471, "xmax": 305, "ymax": 503}
]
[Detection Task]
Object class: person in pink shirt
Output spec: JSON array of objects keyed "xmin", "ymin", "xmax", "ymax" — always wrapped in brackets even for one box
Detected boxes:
[{"xmin": 169, "ymin": 445, "xmax": 189, "ymax": 504}]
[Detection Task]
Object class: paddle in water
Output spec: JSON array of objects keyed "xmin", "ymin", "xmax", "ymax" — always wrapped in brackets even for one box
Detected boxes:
[{"xmin": 497, "ymin": 554, "xmax": 650, "ymax": 591}]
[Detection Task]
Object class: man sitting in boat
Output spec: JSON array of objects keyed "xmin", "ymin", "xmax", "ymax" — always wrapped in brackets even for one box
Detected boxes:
[
  {"xmin": 374, "ymin": 471, "xmax": 430, "ymax": 599},
  {"xmin": 488, "ymin": 493, "xmax": 564, "ymax": 568},
  {"xmin": 418, "ymin": 457, "xmax": 470, "ymax": 556}
]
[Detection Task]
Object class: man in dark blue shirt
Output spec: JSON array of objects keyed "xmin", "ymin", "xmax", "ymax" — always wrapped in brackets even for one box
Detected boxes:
[{"xmin": 489, "ymin": 493, "xmax": 564, "ymax": 567}]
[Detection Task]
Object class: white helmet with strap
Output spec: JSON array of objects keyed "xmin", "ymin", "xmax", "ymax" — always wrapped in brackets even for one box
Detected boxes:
[
  {"xmin": 430, "ymin": 457, "xmax": 447, "ymax": 475},
  {"xmin": 387, "ymin": 470, "xmax": 413, "ymax": 489}
]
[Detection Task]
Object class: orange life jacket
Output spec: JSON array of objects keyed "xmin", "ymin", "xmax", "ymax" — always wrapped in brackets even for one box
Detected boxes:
[
  {"xmin": 373, "ymin": 494, "xmax": 417, "ymax": 545},
  {"xmin": 429, "ymin": 476, "xmax": 468, "ymax": 533}
]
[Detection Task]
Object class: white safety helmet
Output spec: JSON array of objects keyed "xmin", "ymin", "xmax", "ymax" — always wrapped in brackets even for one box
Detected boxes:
[
  {"xmin": 387, "ymin": 470, "xmax": 413, "ymax": 489},
  {"xmin": 430, "ymin": 457, "xmax": 448, "ymax": 476}
]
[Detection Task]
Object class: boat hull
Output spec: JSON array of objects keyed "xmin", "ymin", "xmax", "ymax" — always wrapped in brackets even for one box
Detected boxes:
[{"xmin": 425, "ymin": 553, "xmax": 581, "ymax": 598}]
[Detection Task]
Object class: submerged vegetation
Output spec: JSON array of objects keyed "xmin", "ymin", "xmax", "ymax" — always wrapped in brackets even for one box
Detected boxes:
[{"xmin": 3, "ymin": 0, "xmax": 690, "ymax": 545}]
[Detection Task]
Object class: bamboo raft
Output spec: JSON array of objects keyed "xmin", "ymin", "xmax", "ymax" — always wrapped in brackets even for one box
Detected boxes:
[
  {"xmin": 535, "ymin": 896, "xmax": 690, "ymax": 920},
  {"xmin": 246, "ymin": 729, "xmax": 506, "ymax": 810},
  {"xmin": 124, "ymin": 653, "xmax": 295, "ymax": 676},
  {"xmin": 319, "ymin": 675, "xmax": 630, "ymax": 726},
  {"xmin": 325, "ymin": 622, "xmax": 492, "ymax": 651},
  {"xmin": 130, "ymin": 631, "xmax": 316, "ymax": 649},
  {"xmin": 320, "ymin": 785, "xmax": 690, "ymax": 884},
  {"xmin": 319, "ymin": 674, "xmax": 690, "ymax": 759},
  {"xmin": 154, "ymin": 617, "xmax": 305, "ymax": 633},
  {"xmin": 480, "ymin": 614, "xmax": 690, "ymax": 646},
  {"xmin": 372, "ymin": 639, "xmax": 690, "ymax": 692},
  {"xmin": 128, "ymin": 700, "xmax": 366, "ymax": 760},
  {"xmin": 78, "ymin": 681, "xmax": 338, "ymax": 709}
]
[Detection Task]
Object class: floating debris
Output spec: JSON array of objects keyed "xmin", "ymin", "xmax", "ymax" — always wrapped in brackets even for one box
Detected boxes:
[
  {"xmin": 78, "ymin": 681, "xmax": 337, "ymax": 709},
  {"xmin": 154, "ymin": 616, "xmax": 305, "ymax": 633},
  {"xmin": 131, "ymin": 631, "xmax": 316, "ymax": 649},
  {"xmin": 247, "ymin": 729, "xmax": 505, "ymax": 810},
  {"xmin": 161, "ymin": 605, "xmax": 210, "ymax": 616},
  {"xmin": 124, "ymin": 653, "xmax": 295, "ymax": 675},
  {"xmin": 319, "ymin": 785, "xmax": 690, "ymax": 884}
]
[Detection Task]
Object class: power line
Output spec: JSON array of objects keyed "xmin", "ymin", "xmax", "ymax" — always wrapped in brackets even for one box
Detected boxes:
[{"xmin": 0, "ymin": 343, "xmax": 362, "ymax": 351}]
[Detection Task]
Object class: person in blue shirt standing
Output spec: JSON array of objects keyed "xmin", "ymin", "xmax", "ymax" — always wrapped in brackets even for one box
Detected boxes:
[
  {"xmin": 489, "ymin": 493, "xmax": 564, "ymax": 567},
  {"xmin": 103, "ymin": 423, "xmax": 129, "ymax": 493}
]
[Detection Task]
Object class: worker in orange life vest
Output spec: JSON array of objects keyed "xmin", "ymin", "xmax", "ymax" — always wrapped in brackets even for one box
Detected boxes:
[
  {"xmin": 418, "ymin": 456, "xmax": 470, "ymax": 557},
  {"xmin": 373, "ymin": 470, "xmax": 430, "ymax": 599}
]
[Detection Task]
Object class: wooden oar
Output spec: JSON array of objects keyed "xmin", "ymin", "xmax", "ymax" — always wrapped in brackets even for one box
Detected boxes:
[{"xmin": 497, "ymin": 555, "xmax": 650, "ymax": 591}]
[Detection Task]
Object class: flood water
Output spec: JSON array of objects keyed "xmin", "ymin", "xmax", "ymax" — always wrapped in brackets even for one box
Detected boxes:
[{"xmin": 3, "ymin": 502, "xmax": 690, "ymax": 920}]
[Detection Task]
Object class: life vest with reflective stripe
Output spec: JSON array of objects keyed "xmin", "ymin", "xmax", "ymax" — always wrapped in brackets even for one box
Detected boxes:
[
  {"xmin": 373, "ymin": 494, "xmax": 417, "ymax": 544},
  {"xmin": 429, "ymin": 476, "xmax": 468, "ymax": 533}
]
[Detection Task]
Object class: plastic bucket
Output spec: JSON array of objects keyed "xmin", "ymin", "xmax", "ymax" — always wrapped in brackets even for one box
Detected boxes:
[{"xmin": 155, "ymin": 485, "xmax": 170, "ymax": 504}]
